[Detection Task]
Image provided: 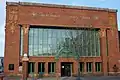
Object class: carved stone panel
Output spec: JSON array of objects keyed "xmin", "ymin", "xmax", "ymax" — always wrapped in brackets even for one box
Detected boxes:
[
  {"xmin": 23, "ymin": 24, "xmax": 29, "ymax": 35},
  {"xmin": 7, "ymin": 7, "xmax": 18, "ymax": 34},
  {"xmin": 109, "ymin": 15, "xmax": 116, "ymax": 28},
  {"xmin": 99, "ymin": 29, "xmax": 106, "ymax": 38}
]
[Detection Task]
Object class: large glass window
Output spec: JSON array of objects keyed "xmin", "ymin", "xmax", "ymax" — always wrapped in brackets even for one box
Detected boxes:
[
  {"xmin": 48, "ymin": 62, "xmax": 56, "ymax": 73},
  {"xmin": 28, "ymin": 27, "xmax": 100, "ymax": 57},
  {"xmin": 95, "ymin": 62, "xmax": 102, "ymax": 72}
]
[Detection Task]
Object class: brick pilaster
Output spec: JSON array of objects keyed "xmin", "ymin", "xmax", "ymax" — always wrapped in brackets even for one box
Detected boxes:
[
  {"xmin": 22, "ymin": 24, "xmax": 29, "ymax": 79},
  {"xmin": 84, "ymin": 62, "xmax": 87, "ymax": 74},
  {"xmin": 45, "ymin": 62, "xmax": 48, "ymax": 76},
  {"xmin": 35, "ymin": 62, "xmax": 38, "ymax": 74},
  {"xmin": 74, "ymin": 61, "xmax": 78, "ymax": 76},
  {"xmin": 100, "ymin": 28, "xmax": 108, "ymax": 75},
  {"xmin": 22, "ymin": 61, "xmax": 28, "ymax": 79},
  {"xmin": 93, "ymin": 62, "xmax": 96, "ymax": 75},
  {"xmin": 23, "ymin": 24, "xmax": 29, "ymax": 55}
]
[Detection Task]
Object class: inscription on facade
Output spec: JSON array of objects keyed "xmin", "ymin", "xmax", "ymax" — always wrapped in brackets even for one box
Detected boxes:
[{"xmin": 32, "ymin": 12, "xmax": 98, "ymax": 20}]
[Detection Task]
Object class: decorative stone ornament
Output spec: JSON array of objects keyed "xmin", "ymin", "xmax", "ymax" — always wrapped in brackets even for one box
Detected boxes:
[
  {"xmin": 32, "ymin": 12, "xmax": 36, "ymax": 17},
  {"xmin": 99, "ymin": 29, "xmax": 106, "ymax": 37},
  {"xmin": 10, "ymin": 22, "xmax": 17, "ymax": 34},
  {"xmin": 108, "ymin": 15, "xmax": 116, "ymax": 37},
  {"xmin": 19, "ymin": 66, "xmax": 23, "ymax": 72},
  {"xmin": 89, "ymin": 24, "xmax": 93, "ymax": 28},
  {"xmin": 23, "ymin": 53, "xmax": 28, "ymax": 57},
  {"xmin": 22, "ymin": 53, "xmax": 29, "ymax": 61},
  {"xmin": 111, "ymin": 28, "xmax": 115, "ymax": 36},
  {"xmin": 109, "ymin": 16, "xmax": 116, "ymax": 28},
  {"xmin": 23, "ymin": 25, "xmax": 29, "ymax": 35},
  {"xmin": 94, "ymin": 16, "xmax": 99, "ymax": 20},
  {"xmin": 8, "ymin": 7, "xmax": 18, "ymax": 34}
]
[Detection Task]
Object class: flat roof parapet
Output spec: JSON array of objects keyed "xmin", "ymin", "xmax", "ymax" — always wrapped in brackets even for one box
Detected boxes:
[{"xmin": 6, "ymin": 2, "xmax": 117, "ymax": 12}]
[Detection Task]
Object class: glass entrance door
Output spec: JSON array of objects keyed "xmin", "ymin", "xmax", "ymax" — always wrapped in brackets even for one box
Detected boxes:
[{"xmin": 61, "ymin": 62, "xmax": 73, "ymax": 77}]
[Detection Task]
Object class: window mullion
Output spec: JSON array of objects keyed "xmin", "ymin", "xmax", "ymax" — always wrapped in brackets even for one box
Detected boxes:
[
  {"xmin": 30, "ymin": 63, "xmax": 32, "ymax": 73},
  {"xmin": 40, "ymin": 63, "xmax": 42, "ymax": 72},
  {"xmin": 54, "ymin": 63, "xmax": 55, "ymax": 73},
  {"xmin": 51, "ymin": 63, "xmax": 52, "ymax": 73},
  {"xmin": 96, "ymin": 63, "xmax": 97, "ymax": 72}
]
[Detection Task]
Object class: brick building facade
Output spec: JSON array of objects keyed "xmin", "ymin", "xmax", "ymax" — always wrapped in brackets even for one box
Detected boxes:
[{"xmin": 4, "ymin": 2, "xmax": 120, "ymax": 77}]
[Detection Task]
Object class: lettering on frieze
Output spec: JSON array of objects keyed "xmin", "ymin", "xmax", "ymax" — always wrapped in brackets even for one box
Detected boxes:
[
  {"xmin": 32, "ymin": 12, "xmax": 60, "ymax": 18},
  {"xmin": 31, "ymin": 12, "xmax": 98, "ymax": 20}
]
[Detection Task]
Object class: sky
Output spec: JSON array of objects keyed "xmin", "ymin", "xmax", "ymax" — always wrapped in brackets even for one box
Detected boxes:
[{"xmin": 0, "ymin": 0, "xmax": 120, "ymax": 57}]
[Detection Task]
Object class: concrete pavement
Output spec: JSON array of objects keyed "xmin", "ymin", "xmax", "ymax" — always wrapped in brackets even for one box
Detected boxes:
[
  {"xmin": 28, "ymin": 76, "xmax": 120, "ymax": 80},
  {"xmin": 3, "ymin": 76, "xmax": 120, "ymax": 80}
]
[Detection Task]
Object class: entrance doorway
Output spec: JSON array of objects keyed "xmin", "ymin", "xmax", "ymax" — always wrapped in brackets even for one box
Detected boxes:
[{"xmin": 61, "ymin": 62, "xmax": 73, "ymax": 77}]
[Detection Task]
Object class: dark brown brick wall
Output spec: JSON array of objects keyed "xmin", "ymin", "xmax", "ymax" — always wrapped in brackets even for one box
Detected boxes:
[{"xmin": 4, "ymin": 3, "xmax": 120, "ymax": 76}]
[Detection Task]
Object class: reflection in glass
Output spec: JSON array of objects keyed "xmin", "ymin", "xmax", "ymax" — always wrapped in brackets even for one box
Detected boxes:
[{"xmin": 28, "ymin": 27, "xmax": 100, "ymax": 57}]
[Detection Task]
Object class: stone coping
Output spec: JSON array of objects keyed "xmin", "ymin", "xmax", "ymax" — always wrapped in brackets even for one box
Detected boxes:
[{"xmin": 6, "ymin": 2, "xmax": 117, "ymax": 12}]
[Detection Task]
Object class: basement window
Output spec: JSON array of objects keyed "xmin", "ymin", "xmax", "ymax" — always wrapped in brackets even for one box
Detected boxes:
[
  {"xmin": 48, "ymin": 62, "xmax": 56, "ymax": 73},
  {"xmin": 38, "ymin": 62, "xmax": 45, "ymax": 73},
  {"xmin": 95, "ymin": 62, "xmax": 102, "ymax": 72},
  {"xmin": 28, "ymin": 62, "xmax": 35, "ymax": 74},
  {"xmin": 86, "ymin": 62, "xmax": 93, "ymax": 72},
  {"xmin": 9, "ymin": 64, "xmax": 14, "ymax": 70},
  {"xmin": 79, "ymin": 62, "xmax": 84, "ymax": 72}
]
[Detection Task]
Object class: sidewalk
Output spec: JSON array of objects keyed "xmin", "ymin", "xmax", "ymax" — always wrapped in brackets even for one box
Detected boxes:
[
  {"xmin": 4, "ymin": 76, "xmax": 77, "ymax": 80},
  {"xmin": 27, "ymin": 77, "xmax": 76, "ymax": 80},
  {"xmin": 3, "ymin": 76, "xmax": 120, "ymax": 80}
]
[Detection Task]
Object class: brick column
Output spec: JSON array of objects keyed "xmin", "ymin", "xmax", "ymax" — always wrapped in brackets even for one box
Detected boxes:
[
  {"xmin": 35, "ymin": 62, "xmax": 38, "ymax": 74},
  {"xmin": 22, "ymin": 24, "xmax": 29, "ymax": 79},
  {"xmin": 74, "ymin": 61, "xmax": 78, "ymax": 76},
  {"xmin": 56, "ymin": 61, "xmax": 61, "ymax": 76},
  {"xmin": 56, "ymin": 61, "xmax": 60, "ymax": 80},
  {"xmin": 23, "ymin": 24, "xmax": 29, "ymax": 54},
  {"xmin": 84, "ymin": 62, "xmax": 87, "ymax": 75},
  {"xmin": 45, "ymin": 62, "xmax": 48, "ymax": 76},
  {"xmin": 93, "ymin": 62, "xmax": 96, "ymax": 75},
  {"xmin": 22, "ymin": 61, "xmax": 28, "ymax": 79},
  {"xmin": 100, "ymin": 28, "xmax": 108, "ymax": 76}
]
